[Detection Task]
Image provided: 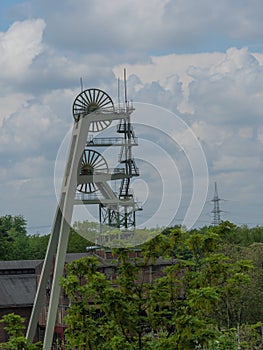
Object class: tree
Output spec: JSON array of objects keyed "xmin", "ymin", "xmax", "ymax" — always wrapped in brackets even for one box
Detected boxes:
[
  {"xmin": 67, "ymin": 222, "xmax": 94, "ymax": 253},
  {"xmin": 0, "ymin": 313, "xmax": 41, "ymax": 349},
  {"xmin": 0, "ymin": 215, "xmax": 28, "ymax": 260},
  {"xmin": 61, "ymin": 228, "xmax": 254, "ymax": 349},
  {"xmin": 221, "ymin": 242, "xmax": 263, "ymax": 325},
  {"xmin": 0, "ymin": 216, "xmax": 91, "ymax": 261},
  {"xmin": 243, "ymin": 243, "xmax": 263, "ymax": 323},
  {"xmin": 27, "ymin": 233, "xmax": 50, "ymax": 260},
  {"xmin": 0, "ymin": 220, "xmax": 13, "ymax": 260},
  {"xmin": 0, "ymin": 215, "xmax": 27, "ymax": 236}
]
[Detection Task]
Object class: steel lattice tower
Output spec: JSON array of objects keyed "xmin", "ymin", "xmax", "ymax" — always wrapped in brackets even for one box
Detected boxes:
[{"xmin": 211, "ymin": 181, "xmax": 223, "ymax": 226}]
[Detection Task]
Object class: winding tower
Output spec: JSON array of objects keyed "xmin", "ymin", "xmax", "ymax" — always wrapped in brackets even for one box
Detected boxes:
[{"xmin": 26, "ymin": 82, "xmax": 140, "ymax": 349}]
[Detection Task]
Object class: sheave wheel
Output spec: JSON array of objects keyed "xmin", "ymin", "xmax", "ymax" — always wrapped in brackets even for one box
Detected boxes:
[
  {"xmin": 72, "ymin": 88, "xmax": 114, "ymax": 132},
  {"xmin": 77, "ymin": 149, "xmax": 108, "ymax": 194}
]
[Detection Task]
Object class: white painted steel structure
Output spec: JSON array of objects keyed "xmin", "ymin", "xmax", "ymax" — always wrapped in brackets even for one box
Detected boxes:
[{"xmin": 26, "ymin": 88, "xmax": 140, "ymax": 349}]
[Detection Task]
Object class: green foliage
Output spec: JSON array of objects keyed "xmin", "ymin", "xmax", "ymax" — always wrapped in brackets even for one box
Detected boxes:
[
  {"xmin": 239, "ymin": 322, "xmax": 263, "ymax": 350},
  {"xmin": 220, "ymin": 242, "xmax": 263, "ymax": 325},
  {"xmin": 212, "ymin": 221, "xmax": 263, "ymax": 246},
  {"xmin": 0, "ymin": 215, "xmax": 28, "ymax": 260},
  {"xmin": 69, "ymin": 221, "xmax": 99, "ymax": 249},
  {"xmin": 0, "ymin": 216, "xmax": 262, "ymax": 348},
  {"xmin": 27, "ymin": 233, "xmax": 50, "ymax": 259},
  {"xmin": 0, "ymin": 215, "xmax": 27, "ymax": 236},
  {"xmin": 61, "ymin": 227, "xmax": 259, "ymax": 349},
  {"xmin": 67, "ymin": 224, "xmax": 93, "ymax": 253},
  {"xmin": 0, "ymin": 217, "xmax": 97, "ymax": 260},
  {"xmin": 0, "ymin": 313, "xmax": 42, "ymax": 349},
  {"xmin": 0, "ymin": 214, "xmax": 51, "ymax": 260}
]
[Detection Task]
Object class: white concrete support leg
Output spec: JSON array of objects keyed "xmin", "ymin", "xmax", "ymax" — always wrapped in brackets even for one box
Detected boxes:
[
  {"xmin": 27, "ymin": 116, "xmax": 91, "ymax": 349},
  {"xmin": 26, "ymin": 206, "xmax": 62, "ymax": 341},
  {"xmin": 42, "ymin": 218, "xmax": 71, "ymax": 349}
]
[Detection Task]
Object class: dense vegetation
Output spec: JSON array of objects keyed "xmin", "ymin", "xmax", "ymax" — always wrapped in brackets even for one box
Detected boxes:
[
  {"xmin": 0, "ymin": 215, "xmax": 262, "ymax": 349},
  {"xmin": 1, "ymin": 215, "xmax": 263, "ymax": 261},
  {"xmin": 0, "ymin": 215, "xmax": 89, "ymax": 260},
  {"xmin": 60, "ymin": 223, "xmax": 263, "ymax": 349},
  {"xmin": 0, "ymin": 314, "xmax": 41, "ymax": 350}
]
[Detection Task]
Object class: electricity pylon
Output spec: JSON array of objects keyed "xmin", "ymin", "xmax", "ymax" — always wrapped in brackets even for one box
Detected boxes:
[{"xmin": 211, "ymin": 181, "xmax": 223, "ymax": 226}]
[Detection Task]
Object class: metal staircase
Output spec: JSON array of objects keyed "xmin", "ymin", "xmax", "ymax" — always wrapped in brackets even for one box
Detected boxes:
[
  {"xmin": 97, "ymin": 113, "xmax": 140, "ymax": 243},
  {"xmin": 119, "ymin": 177, "xmax": 132, "ymax": 198}
]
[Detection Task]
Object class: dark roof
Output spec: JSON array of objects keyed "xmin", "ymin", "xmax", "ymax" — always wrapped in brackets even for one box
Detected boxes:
[
  {"xmin": 0, "ymin": 260, "xmax": 42, "ymax": 270},
  {"xmin": 0, "ymin": 274, "xmax": 36, "ymax": 307},
  {"xmin": 65, "ymin": 252, "xmax": 90, "ymax": 263},
  {"xmin": 0, "ymin": 255, "xmax": 92, "ymax": 270},
  {"xmin": 0, "ymin": 254, "xmax": 99, "ymax": 308},
  {"xmin": 0, "ymin": 252, "xmax": 171, "ymax": 308}
]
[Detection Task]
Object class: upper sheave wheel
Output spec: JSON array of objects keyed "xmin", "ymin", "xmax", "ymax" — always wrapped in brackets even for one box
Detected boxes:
[{"xmin": 72, "ymin": 88, "xmax": 114, "ymax": 132}]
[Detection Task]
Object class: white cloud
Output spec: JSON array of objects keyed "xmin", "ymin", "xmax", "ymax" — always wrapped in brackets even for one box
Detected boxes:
[
  {"xmin": 114, "ymin": 52, "xmax": 223, "ymax": 113},
  {"xmin": 238, "ymin": 126, "xmax": 253, "ymax": 139},
  {"xmin": 188, "ymin": 47, "xmax": 263, "ymax": 125},
  {"xmin": 33, "ymin": 0, "xmax": 263, "ymax": 54},
  {"xmin": 1, "ymin": 1, "xmax": 263, "ymax": 229},
  {"xmin": 213, "ymin": 155, "xmax": 262, "ymax": 171},
  {"xmin": 0, "ymin": 93, "xmax": 32, "ymax": 125},
  {"xmin": 0, "ymin": 19, "xmax": 45, "ymax": 79},
  {"xmin": 0, "ymin": 100, "xmax": 68, "ymax": 166},
  {"xmin": 191, "ymin": 121, "xmax": 232, "ymax": 147}
]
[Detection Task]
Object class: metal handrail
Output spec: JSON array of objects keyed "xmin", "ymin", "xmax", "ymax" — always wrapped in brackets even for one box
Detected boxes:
[{"xmin": 87, "ymin": 136, "xmax": 138, "ymax": 145}]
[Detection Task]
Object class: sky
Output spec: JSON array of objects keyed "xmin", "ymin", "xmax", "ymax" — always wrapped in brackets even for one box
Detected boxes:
[{"xmin": 0, "ymin": 0, "xmax": 263, "ymax": 235}]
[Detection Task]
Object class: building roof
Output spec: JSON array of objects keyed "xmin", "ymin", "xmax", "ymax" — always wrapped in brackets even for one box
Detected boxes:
[
  {"xmin": 0, "ymin": 274, "xmax": 36, "ymax": 307},
  {"xmin": 0, "ymin": 251, "xmax": 171, "ymax": 308},
  {"xmin": 65, "ymin": 253, "xmax": 90, "ymax": 263},
  {"xmin": 0, "ymin": 260, "xmax": 42, "ymax": 308},
  {"xmin": 0, "ymin": 260, "xmax": 42, "ymax": 270}
]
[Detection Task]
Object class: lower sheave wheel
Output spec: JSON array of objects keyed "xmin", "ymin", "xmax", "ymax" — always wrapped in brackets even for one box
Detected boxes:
[{"xmin": 77, "ymin": 149, "xmax": 108, "ymax": 194}]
